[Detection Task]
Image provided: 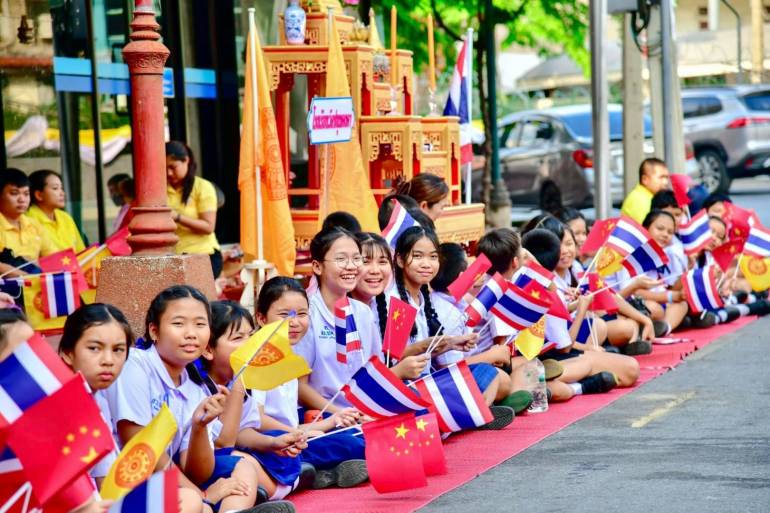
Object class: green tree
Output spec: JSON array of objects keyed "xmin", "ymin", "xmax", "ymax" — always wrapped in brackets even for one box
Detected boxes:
[{"xmin": 360, "ymin": 0, "xmax": 589, "ymax": 206}]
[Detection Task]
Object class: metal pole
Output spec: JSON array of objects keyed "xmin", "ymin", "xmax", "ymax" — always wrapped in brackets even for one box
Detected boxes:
[
  {"xmin": 590, "ymin": 0, "xmax": 610, "ymax": 219},
  {"xmin": 660, "ymin": 0, "xmax": 676, "ymax": 169},
  {"xmin": 721, "ymin": 0, "xmax": 743, "ymax": 83},
  {"xmin": 751, "ymin": 0, "xmax": 764, "ymax": 83},
  {"xmin": 464, "ymin": 27, "xmax": 474, "ymax": 205},
  {"xmin": 84, "ymin": 0, "xmax": 107, "ymax": 242},
  {"xmin": 622, "ymin": 13, "xmax": 645, "ymax": 198}
]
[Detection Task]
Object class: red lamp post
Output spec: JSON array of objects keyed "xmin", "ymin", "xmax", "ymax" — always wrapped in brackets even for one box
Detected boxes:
[{"xmin": 122, "ymin": 0, "xmax": 178, "ymax": 254}]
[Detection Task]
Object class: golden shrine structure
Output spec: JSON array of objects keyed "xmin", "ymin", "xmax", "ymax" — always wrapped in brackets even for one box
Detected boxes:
[{"xmin": 264, "ymin": 2, "xmax": 485, "ymax": 254}]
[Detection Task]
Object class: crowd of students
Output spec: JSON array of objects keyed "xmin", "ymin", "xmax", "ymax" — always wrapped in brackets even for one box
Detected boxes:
[{"xmin": 1, "ymin": 159, "xmax": 768, "ymax": 513}]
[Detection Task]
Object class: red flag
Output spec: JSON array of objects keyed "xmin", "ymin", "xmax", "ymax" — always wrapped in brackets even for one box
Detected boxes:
[
  {"xmin": 669, "ymin": 174, "xmax": 692, "ymax": 206},
  {"xmin": 580, "ymin": 217, "xmax": 619, "ymax": 256},
  {"xmin": 526, "ymin": 282, "xmax": 570, "ymax": 320},
  {"xmin": 447, "ymin": 253, "xmax": 491, "ymax": 301},
  {"xmin": 587, "ymin": 272, "xmax": 618, "ymax": 313},
  {"xmin": 6, "ymin": 375, "xmax": 113, "ymax": 504},
  {"xmin": 712, "ymin": 239, "xmax": 745, "ymax": 272},
  {"xmin": 38, "ymin": 249, "xmax": 87, "ymax": 293},
  {"xmin": 105, "ymin": 227, "xmax": 131, "ymax": 256},
  {"xmin": 382, "ymin": 297, "xmax": 417, "ymax": 360},
  {"xmin": 362, "ymin": 412, "xmax": 427, "ymax": 493},
  {"xmin": 415, "ymin": 413, "xmax": 446, "ymax": 476},
  {"xmin": 727, "ymin": 204, "xmax": 755, "ymax": 241}
]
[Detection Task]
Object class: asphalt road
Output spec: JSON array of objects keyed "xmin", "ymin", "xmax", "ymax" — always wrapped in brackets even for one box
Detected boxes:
[{"xmin": 419, "ymin": 301, "xmax": 770, "ymax": 513}]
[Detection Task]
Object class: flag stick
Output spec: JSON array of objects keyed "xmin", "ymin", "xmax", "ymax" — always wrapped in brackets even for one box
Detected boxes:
[
  {"xmin": 588, "ymin": 312, "xmax": 599, "ymax": 349},
  {"xmin": 0, "ymin": 482, "xmax": 32, "ymax": 513},
  {"xmin": 0, "ymin": 260, "xmax": 37, "ymax": 279},
  {"xmin": 308, "ymin": 388, "xmax": 343, "ymax": 427},
  {"xmin": 230, "ymin": 316, "xmax": 292, "ymax": 388},
  {"xmin": 577, "ymin": 247, "xmax": 604, "ymax": 289},
  {"xmin": 386, "ymin": 347, "xmax": 392, "ymax": 367},
  {"xmin": 306, "ymin": 423, "xmax": 363, "ymax": 443}
]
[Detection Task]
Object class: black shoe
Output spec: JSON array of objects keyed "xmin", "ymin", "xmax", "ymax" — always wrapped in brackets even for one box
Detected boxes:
[
  {"xmin": 312, "ymin": 459, "xmax": 368, "ymax": 489},
  {"xmin": 748, "ymin": 299, "xmax": 770, "ymax": 317},
  {"xmin": 238, "ymin": 502, "xmax": 296, "ymax": 513},
  {"xmin": 691, "ymin": 311, "xmax": 717, "ymax": 328},
  {"xmin": 579, "ymin": 372, "xmax": 618, "ymax": 395},
  {"xmin": 679, "ymin": 316, "xmax": 692, "ymax": 329},
  {"xmin": 546, "ymin": 387, "xmax": 552, "ymax": 402},
  {"xmin": 255, "ymin": 486, "xmax": 269, "ymax": 504},
  {"xmin": 603, "ymin": 343, "xmax": 621, "ymax": 354},
  {"xmin": 296, "ymin": 462, "xmax": 316, "ymax": 492},
  {"xmin": 734, "ymin": 291, "xmax": 749, "ymax": 304},
  {"xmin": 721, "ymin": 306, "xmax": 741, "ymax": 323},
  {"xmin": 653, "ymin": 320, "xmax": 669, "ymax": 337},
  {"xmin": 478, "ymin": 405, "xmax": 515, "ymax": 430},
  {"xmin": 622, "ymin": 340, "xmax": 653, "ymax": 356}
]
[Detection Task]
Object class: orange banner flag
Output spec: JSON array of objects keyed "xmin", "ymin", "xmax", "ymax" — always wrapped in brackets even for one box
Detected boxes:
[
  {"xmin": 238, "ymin": 21, "xmax": 296, "ymax": 276},
  {"xmin": 319, "ymin": 16, "xmax": 379, "ymax": 232}
]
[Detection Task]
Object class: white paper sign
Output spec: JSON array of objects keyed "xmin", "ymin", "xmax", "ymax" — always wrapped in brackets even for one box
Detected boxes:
[{"xmin": 307, "ymin": 96, "xmax": 355, "ymax": 145}]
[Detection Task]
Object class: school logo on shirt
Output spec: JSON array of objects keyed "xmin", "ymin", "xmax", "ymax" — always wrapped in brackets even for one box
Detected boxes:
[
  {"xmin": 150, "ymin": 392, "xmax": 170, "ymax": 416},
  {"xmin": 320, "ymin": 325, "xmax": 334, "ymax": 339},
  {"xmin": 115, "ymin": 442, "xmax": 155, "ymax": 487},
  {"xmin": 250, "ymin": 342, "xmax": 284, "ymax": 366}
]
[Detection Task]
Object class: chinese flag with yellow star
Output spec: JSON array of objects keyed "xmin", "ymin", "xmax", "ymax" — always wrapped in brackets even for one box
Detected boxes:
[
  {"xmin": 740, "ymin": 255, "xmax": 770, "ymax": 292},
  {"xmin": 712, "ymin": 239, "xmax": 745, "ymax": 272},
  {"xmin": 382, "ymin": 297, "xmax": 417, "ymax": 359},
  {"xmin": 6, "ymin": 374, "xmax": 112, "ymax": 505},
  {"xmin": 580, "ymin": 217, "xmax": 619, "ymax": 256},
  {"xmin": 415, "ymin": 413, "xmax": 447, "ymax": 476},
  {"xmin": 38, "ymin": 248, "xmax": 87, "ymax": 293},
  {"xmin": 230, "ymin": 319, "xmax": 311, "ymax": 391},
  {"xmin": 587, "ymin": 272, "xmax": 618, "ymax": 313},
  {"xmin": 362, "ymin": 412, "xmax": 427, "ymax": 493},
  {"xmin": 100, "ymin": 403, "xmax": 177, "ymax": 500}
]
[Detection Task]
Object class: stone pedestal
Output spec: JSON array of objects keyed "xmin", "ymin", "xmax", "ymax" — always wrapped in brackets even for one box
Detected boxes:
[{"xmin": 95, "ymin": 254, "xmax": 217, "ymax": 338}]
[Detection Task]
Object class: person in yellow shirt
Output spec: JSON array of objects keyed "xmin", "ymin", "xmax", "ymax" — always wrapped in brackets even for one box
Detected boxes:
[
  {"xmin": 165, "ymin": 141, "xmax": 222, "ymax": 277},
  {"xmin": 0, "ymin": 168, "xmax": 55, "ymax": 276},
  {"xmin": 27, "ymin": 169, "xmax": 86, "ymax": 253},
  {"xmin": 620, "ymin": 157, "xmax": 671, "ymax": 224}
]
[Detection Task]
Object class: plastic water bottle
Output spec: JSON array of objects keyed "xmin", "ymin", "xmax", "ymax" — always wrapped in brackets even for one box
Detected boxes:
[{"xmin": 526, "ymin": 359, "xmax": 548, "ymax": 413}]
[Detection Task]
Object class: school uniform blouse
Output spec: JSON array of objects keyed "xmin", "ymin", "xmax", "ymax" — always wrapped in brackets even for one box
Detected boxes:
[
  {"xmin": 167, "ymin": 176, "xmax": 220, "ymax": 256},
  {"xmin": 26, "ymin": 204, "xmax": 85, "ymax": 253},
  {"xmin": 430, "ymin": 291, "xmax": 468, "ymax": 367},
  {"xmin": 90, "ymin": 389, "xmax": 119, "ymax": 479},
  {"xmin": 294, "ymin": 293, "xmax": 382, "ymax": 408},
  {"xmin": 0, "ymin": 213, "xmax": 55, "ymax": 261},
  {"xmin": 104, "ymin": 345, "xmax": 211, "ymax": 456},
  {"xmin": 664, "ymin": 239, "xmax": 688, "ymax": 286},
  {"xmin": 209, "ymin": 387, "xmax": 264, "ymax": 442},
  {"xmin": 263, "ymin": 379, "xmax": 300, "ymax": 428}
]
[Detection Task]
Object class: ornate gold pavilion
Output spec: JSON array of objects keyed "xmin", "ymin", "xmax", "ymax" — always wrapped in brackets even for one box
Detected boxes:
[{"xmin": 264, "ymin": 2, "xmax": 486, "ymax": 253}]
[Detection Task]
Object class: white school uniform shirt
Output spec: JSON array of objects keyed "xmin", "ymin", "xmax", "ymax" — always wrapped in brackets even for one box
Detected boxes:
[
  {"xmin": 430, "ymin": 291, "xmax": 469, "ymax": 367},
  {"xmin": 294, "ymin": 293, "xmax": 383, "ymax": 408},
  {"xmin": 209, "ymin": 388, "xmax": 264, "ymax": 442},
  {"xmin": 90, "ymin": 389, "xmax": 119, "ymax": 479},
  {"xmin": 263, "ymin": 379, "xmax": 300, "ymax": 428},
  {"xmin": 104, "ymin": 345, "xmax": 211, "ymax": 456},
  {"xmin": 663, "ymin": 238, "xmax": 688, "ymax": 287}
]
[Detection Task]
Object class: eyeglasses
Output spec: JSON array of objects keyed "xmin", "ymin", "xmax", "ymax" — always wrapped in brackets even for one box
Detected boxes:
[{"xmin": 324, "ymin": 255, "xmax": 364, "ymax": 268}]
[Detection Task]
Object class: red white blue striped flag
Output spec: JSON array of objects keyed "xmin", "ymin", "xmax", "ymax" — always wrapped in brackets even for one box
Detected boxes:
[
  {"xmin": 683, "ymin": 265, "xmax": 723, "ymax": 313},
  {"xmin": 744, "ymin": 224, "xmax": 770, "ymax": 258},
  {"xmin": 490, "ymin": 283, "xmax": 551, "ymax": 331},
  {"xmin": 342, "ymin": 356, "xmax": 430, "ymax": 418},
  {"xmin": 334, "ymin": 296, "xmax": 362, "ymax": 364},
  {"xmin": 381, "ymin": 201, "xmax": 421, "ymax": 249},
  {"xmin": 622, "ymin": 237, "xmax": 669, "ymax": 277},
  {"xmin": 465, "ymin": 272, "xmax": 507, "ymax": 327},
  {"xmin": 40, "ymin": 272, "xmax": 80, "ymax": 319},
  {"xmin": 679, "ymin": 210, "xmax": 713, "ymax": 256},
  {"xmin": 108, "ymin": 468, "xmax": 179, "ymax": 513}
]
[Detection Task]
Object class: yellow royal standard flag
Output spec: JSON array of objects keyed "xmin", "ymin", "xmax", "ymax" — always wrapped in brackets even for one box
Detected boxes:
[
  {"xmin": 238, "ymin": 21, "xmax": 296, "ymax": 276},
  {"xmin": 230, "ymin": 319, "xmax": 311, "ymax": 391},
  {"xmin": 22, "ymin": 275, "xmax": 66, "ymax": 331},
  {"xmin": 318, "ymin": 16, "xmax": 379, "ymax": 232},
  {"xmin": 596, "ymin": 247, "xmax": 625, "ymax": 277},
  {"xmin": 515, "ymin": 315, "xmax": 546, "ymax": 361},
  {"xmin": 740, "ymin": 255, "xmax": 770, "ymax": 292},
  {"xmin": 76, "ymin": 244, "xmax": 112, "ymax": 288},
  {"xmin": 100, "ymin": 404, "xmax": 177, "ymax": 500}
]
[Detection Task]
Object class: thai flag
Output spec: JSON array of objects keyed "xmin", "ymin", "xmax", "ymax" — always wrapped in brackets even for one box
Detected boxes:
[
  {"xmin": 41, "ymin": 272, "xmax": 79, "ymax": 318},
  {"xmin": 0, "ymin": 334, "xmax": 73, "ymax": 426},
  {"xmin": 0, "ymin": 445, "xmax": 22, "ymax": 477},
  {"xmin": 512, "ymin": 261, "xmax": 554, "ymax": 289},
  {"xmin": 679, "ymin": 210, "xmax": 713, "ymax": 256},
  {"xmin": 605, "ymin": 216, "xmax": 650, "ymax": 256},
  {"xmin": 443, "ymin": 37, "xmax": 473, "ymax": 165},
  {"xmin": 334, "ymin": 296, "xmax": 362, "ymax": 364},
  {"xmin": 622, "ymin": 238, "xmax": 669, "ymax": 277},
  {"xmin": 744, "ymin": 224, "xmax": 770, "ymax": 258},
  {"xmin": 381, "ymin": 201, "xmax": 421, "ymax": 249},
  {"xmin": 682, "ymin": 265, "xmax": 723, "ymax": 313},
  {"xmin": 413, "ymin": 361, "xmax": 493, "ymax": 432},
  {"xmin": 341, "ymin": 356, "xmax": 430, "ymax": 418},
  {"xmin": 108, "ymin": 467, "xmax": 179, "ymax": 513},
  {"xmin": 490, "ymin": 283, "xmax": 551, "ymax": 331},
  {"xmin": 465, "ymin": 272, "xmax": 507, "ymax": 327}
]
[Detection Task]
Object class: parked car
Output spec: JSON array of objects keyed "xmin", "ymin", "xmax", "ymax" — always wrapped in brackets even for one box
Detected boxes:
[
  {"xmin": 472, "ymin": 104, "xmax": 698, "ymax": 208},
  {"xmin": 681, "ymin": 85, "xmax": 770, "ymax": 193}
]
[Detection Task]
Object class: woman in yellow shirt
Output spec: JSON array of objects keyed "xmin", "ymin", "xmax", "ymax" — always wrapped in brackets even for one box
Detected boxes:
[
  {"xmin": 165, "ymin": 141, "xmax": 222, "ymax": 277},
  {"xmin": 27, "ymin": 170, "xmax": 86, "ymax": 253}
]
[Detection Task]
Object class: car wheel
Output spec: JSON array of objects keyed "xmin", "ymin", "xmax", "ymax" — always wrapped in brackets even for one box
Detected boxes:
[{"xmin": 697, "ymin": 150, "xmax": 731, "ymax": 193}]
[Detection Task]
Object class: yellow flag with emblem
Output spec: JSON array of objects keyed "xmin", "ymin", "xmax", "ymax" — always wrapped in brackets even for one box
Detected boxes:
[
  {"xmin": 596, "ymin": 247, "xmax": 625, "ymax": 277},
  {"xmin": 739, "ymin": 255, "xmax": 770, "ymax": 292},
  {"xmin": 230, "ymin": 319, "xmax": 311, "ymax": 391},
  {"xmin": 100, "ymin": 403, "xmax": 177, "ymax": 500},
  {"xmin": 515, "ymin": 315, "xmax": 546, "ymax": 361},
  {"xmin": 76, "ymin": 244, "xmax": 112, "ymax": 288},
  {"xmin": 22, "ymin": 274, "xmax": 67, "ymax": 331}
]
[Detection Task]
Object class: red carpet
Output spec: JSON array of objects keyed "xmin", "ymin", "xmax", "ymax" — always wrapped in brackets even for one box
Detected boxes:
[{"xmin": 291, "ymin": 316, "xmax": 756, "ymax": 513}]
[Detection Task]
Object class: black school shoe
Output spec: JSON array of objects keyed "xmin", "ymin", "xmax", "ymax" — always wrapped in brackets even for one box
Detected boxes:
[
  {"xmin": 691, "ymin": 311, "xmax": 717, "ymax": 329},
  {"xmin": 622, "ymin": 340, "xmax": 653, "ymax": 356},
  {"xmin": 653, "ymin": 320, "xmax": 670, "ymax": 337},
  {"xmin": 478, "ymin": 405, "xmax": 515, "ymax": 430},
  {"xmin": 295, "ymin": 462, "xmax": 316, "ymax": 492},
  {"xmin": 237, "ymin": 501, "xmax": 296, "ymax": 513},
  {"xmin": 312, "ymin": 459, "xmax": 368, "ymax": 489},
  {"xmin": 748, "ymin": 299, "xmax": 770, "ymax": 317},
  {"xmin": 579, "ymin": 372, "xmax": 618, "ymax": 395}
]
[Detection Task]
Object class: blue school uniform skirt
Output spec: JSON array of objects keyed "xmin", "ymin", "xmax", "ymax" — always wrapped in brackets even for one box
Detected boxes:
[
  {"xmin": 236, "ymin": 430, "xmax": 303, "ymax": 486},
  {"xmin": 300, "ymin": 429, "xmax": 366, "ymax": 470},
  {"xmin": 468, "ymin": 363, "xmax": 498, "ymax": 392}
]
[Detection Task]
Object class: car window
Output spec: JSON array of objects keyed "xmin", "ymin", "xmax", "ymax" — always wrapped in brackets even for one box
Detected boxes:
[
  {"xmin": 518, "ymin": 120, "xmax": 553, "ymax": 147},
  {"xmin": 561, "ymin": 111, "xmax": 652, "ymax": 141},
  {"xmin": 742, "ymin": 91, "xmax": 770, "ymax": 111},
  {"xmin": 682, "ymin": 96, "xmax": 722, "ymax": 118},
  {"xmin": 500, "ymin": 121, "xmax": 522, "ymax": 148}
]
